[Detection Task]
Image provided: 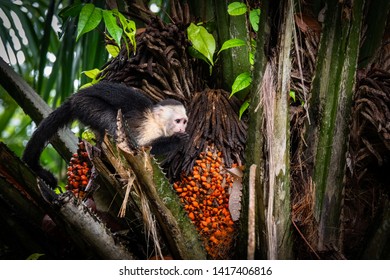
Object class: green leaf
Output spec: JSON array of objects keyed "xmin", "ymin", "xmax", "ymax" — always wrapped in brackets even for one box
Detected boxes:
[
  {"xmin": 106, "ymin": 44, "xmax": 120, "ymax": 57},
  {"xmin": 116, "ymin": 11, "xmax": 136, "ymax": 52},
  {"xmin": 79, "ymin": 82, "xmax": 94, "ymax": 90},
  {"xmin": 239, "ymin": 100, "xmax": 250, "ymax": 119},
  {"xmin": 249, "ymin": 8, "xmax": 260, "ymax": 32},
  {"xmin": 187, "ymin": 23, "xmax": 215, "ymax": 66},
  {"xmin": 289, "ymin": 90, "xmax": 296, "ymax": 102},
  {"xmin": 218, "ymin": 38, "xmax": 246, "ymax": 55},
  {"xmin": 76, "ymin": 4, "xmax": 102, "ymax": 41},
  {"xmin": 188, "ymin": 46, "xmax": 209, "ymax": 62},
  {"xmin": 103, "ymin": 10, "xmax": 123, "ymax": 48},
  {"xmin": 231, "ymin": 72, "xmax": 252, "ymax": 96},
  {"xmin": 227, "ymin": 2, "xmax": 247, "ymax": 16},
  {"xmin": 81, "ymin": 129, "xmax": 96, "ymax": 144},
  {"xmin": 82, "ymin": 68, "xmax": 101, "ymax": 79}
]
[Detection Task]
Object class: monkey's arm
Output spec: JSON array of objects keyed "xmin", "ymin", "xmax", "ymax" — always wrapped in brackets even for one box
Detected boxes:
[{"xmin": 149, "ymin": 133, "xmax": 189, "ymax": 156}]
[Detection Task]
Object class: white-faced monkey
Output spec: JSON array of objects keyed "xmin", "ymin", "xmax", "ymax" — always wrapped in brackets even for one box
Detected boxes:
[{"xmin": 22, "ymin": 82, "xmax": 188, "ymax": 187}]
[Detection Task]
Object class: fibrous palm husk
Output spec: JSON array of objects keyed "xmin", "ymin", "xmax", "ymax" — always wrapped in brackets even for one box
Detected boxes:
[
  {"xmin": 99, "ymin": 2, "xmax": 205, "ymax": 104},
  {"xmin": 164, "ymin": 89, "xmax": 247, "ymax": 180}
]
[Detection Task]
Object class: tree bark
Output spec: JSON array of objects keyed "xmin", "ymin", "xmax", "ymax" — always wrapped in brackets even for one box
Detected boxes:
[{"xmin": 305, "ymin": 0, "xmax": 364, "ymax": 250}]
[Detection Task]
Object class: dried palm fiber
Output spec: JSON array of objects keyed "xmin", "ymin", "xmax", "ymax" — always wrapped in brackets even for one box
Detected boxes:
[
  {"xmin": 349, "ymin": 67, "xmax": 390, "ymax": 179},
  {"xmin": 98, "ymin": 2, "xmax": 206, "ymax": 104},
  {"xmin": 349, "ymin": 27, "xmax": 390, "ymax": 179},
  {"xmin": 289, "ymin": 12, "xmax": 321, "ymax": 257},
  {"xmin": 290, "ymin": 13, "xmax": 321, "ymax": 106},
  {"xmin": 164, "ymin": 89, "xmax": 247, "ymax": 180},
  {"xmin": 342, "ymin": 34, "xmax": 390, "ymax": 258}
]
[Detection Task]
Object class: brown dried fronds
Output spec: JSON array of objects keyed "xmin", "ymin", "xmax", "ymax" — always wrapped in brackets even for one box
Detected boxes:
[
  {"xmin": 291, "ymin": 13, "xmax": 321, "ymax": 107},
  {"xmin": 349, "ymin": 69, "xmax": 390, "ymax": 180},
  {"xmin": 99, "ymin": 6, "xmax": 206, "ymax": 104},
  {"xmin": 164, "ymin": 89, "xmax": 247, "ymax": 180}
]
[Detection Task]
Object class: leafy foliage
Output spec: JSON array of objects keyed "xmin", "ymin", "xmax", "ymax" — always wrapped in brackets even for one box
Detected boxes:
[
  {"xmin": 187, "ymin": 23, "xmax": 216, "ymax": 66},
  {"xmin": 0, "ymin": 0, "xmax": 109, "ymax": 180},
  {"xmin": 218, "ymin": 38, "xmax": 246, "ymax": 55},
  {"xmin": 67, "ymin": 3, "xmax": 136, "ymax": 57},
  {"xmin": 227, "ymin": 2, "xmax": 247, "ymax": 16},
  {"xmin": 77, "ymin": 3, "xmax": 103, "ymax": 41},
  {"xmin": 187, "ymin": 23, "xmax": 246, "ymax": 70},
  {"xmin": 231, "ymin": 72, "xmax": 252, "ymax": 97}
]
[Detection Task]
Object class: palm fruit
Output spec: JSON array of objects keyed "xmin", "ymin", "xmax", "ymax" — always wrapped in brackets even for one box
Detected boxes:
[
  {"xmin": 65, "ymin": 141, "xmax": 91, "ymax": 199},
  {"xmin": 173, "ymin": 145, "xmax": 236, "ymax": 259}
]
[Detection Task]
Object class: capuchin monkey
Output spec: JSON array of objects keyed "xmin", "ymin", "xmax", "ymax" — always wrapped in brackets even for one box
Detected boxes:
[{"xmin": 22, "ymin": 82, "xmax": 188, "ymax": 187}]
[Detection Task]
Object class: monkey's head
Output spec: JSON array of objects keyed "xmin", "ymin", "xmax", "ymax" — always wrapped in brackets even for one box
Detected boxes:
[{"xmin": 153, "ymin": 99, "xmax": 188, "ymax": 136}]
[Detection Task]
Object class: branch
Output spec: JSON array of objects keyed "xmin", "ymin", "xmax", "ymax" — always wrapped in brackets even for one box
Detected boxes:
[
  {"xmin": 0, "ymin": 142, "xmax": 137, "ymax": 259},
  {"xmin": 98, "ymin": 125, "xmax": 206, "ymax": 259},
  {"xmin": 0, "ymin": 57, "xmax": 77, "ymax": 161}
]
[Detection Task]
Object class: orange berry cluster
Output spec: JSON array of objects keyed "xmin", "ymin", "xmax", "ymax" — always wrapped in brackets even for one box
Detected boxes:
[
  {"xmin": 173, "ymin": 147, "xmax": 236, "ymax": 259},
  {"xmin": 65, "ymin": 141, "xmax": 91, "ymax": 199}
]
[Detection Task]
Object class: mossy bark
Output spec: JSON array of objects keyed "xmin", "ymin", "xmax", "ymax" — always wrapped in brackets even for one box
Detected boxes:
[
  {"xmin": 305, "ymin": 0, "xmax": 365, "ymax": 250},
  {"xmin": 265, "ymin": 0, "xmax": 293, "ymax": 259},
  {"xmin": 240, "ymin": 0, "xmax": 270, "ymax": 260}
]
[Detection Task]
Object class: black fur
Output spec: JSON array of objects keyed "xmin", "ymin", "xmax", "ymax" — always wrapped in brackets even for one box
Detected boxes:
[
  {"xmin": 22, "ymin": 82, "xmax": 187, "ymax": 187},
  {"xmin": 149, "ymin": 132, "xmax": 189, "ymax": 155}
]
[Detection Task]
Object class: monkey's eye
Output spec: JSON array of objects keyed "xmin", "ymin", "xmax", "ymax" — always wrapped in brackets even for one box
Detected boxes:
[{"xmin": 175, "ymin": 119, "xmax": 181, "ymax": 124}]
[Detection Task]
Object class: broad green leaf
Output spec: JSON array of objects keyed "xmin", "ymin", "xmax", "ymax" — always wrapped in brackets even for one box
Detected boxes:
[
  {"xmin": 76, "ymin": 4, "xmax": 102, "ymax": 41},
  {"xmin": 239, "ymin": 100, "xmax": 250, "ymax": 119},
  {"xmin": 188, "ymin": 46, "xmax": 209, "ymax": 63},
  {"xmin": 82, "ymin": 68, "xmax": 101, "ymax": 79},
  {"xmin": 227, "ymin": 2, "xmax": 247, "ymax": 16},
  {"xmin": 218, "ymin": 38, "xmax": 246, "ymax": 55},
  {"xmin": 187, "ymin": 23, "xmax": 215, "ymax": 66},
  {"xmin": 249, "ymin": 8, "xmax": 260, "ymax": 32},
  {"xmin": 231, "ymin": 72, "xmax": 252, "ymax": 96},
  {"xmin": 106, "ymin": 44, "xmax": 120, "ymax": 57},
  {"xmin": 103, "ymin": 10, "xmax": 123, "ymax": 48}
]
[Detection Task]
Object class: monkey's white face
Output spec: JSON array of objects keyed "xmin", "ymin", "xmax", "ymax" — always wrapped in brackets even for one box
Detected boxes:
[
  {"xmin": 168, "ymin": 106, "xmax": 187, "ymax": 134},
  {"xmin": 172, "ymin": 114, "xmax": 187, "ymax": 133},
  {"xmin": 154, "ymin": 104, "xmax": 188, "ymax": 136}
]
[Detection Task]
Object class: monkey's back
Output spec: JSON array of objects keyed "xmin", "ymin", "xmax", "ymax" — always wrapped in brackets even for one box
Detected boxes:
[
  {"xmin": 69, "ymin": 82, "xmax": 153, "ymax": 136},
  {"xmin": 75, "ymin": 82, "xmax": 153, "ymax": 112}
]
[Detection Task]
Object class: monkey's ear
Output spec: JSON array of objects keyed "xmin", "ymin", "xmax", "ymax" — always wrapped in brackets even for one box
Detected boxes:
[{"xmin": 152, "ymin": 105, "xmax": 165, "ymax": 118}]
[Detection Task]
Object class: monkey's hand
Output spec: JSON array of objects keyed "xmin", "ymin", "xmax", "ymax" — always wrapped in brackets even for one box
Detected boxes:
[
  {"xmin": 149, "ymin": 132, "xmax": 189, "ymax": 156},
  {"xmin": 174, "ymin": 132, "xmax": 189, "ymax": 142}
]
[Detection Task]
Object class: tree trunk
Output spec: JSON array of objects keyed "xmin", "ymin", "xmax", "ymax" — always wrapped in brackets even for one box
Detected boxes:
[
  {"xmin": 305, "ymin": 0, "xmax": 364, "ymax": 250},
  {"xmin": 265, "ymin": 0, "xmax": 294, "ymax": 259}
]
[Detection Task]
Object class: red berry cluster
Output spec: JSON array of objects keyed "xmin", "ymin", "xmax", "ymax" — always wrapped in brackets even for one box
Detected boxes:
[
  {"xmin": 174, "ymin": 146, "xmax": 236, "ymax": 259},
  {"xmin": 65, "ymin": 141, "xmax": 91, "ymax": 199}
]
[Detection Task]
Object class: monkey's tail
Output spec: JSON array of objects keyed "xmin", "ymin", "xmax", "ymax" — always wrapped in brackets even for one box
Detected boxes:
[{"xmin": 22, "ymin": 100, "xmax": 74, "ymax": 187}]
